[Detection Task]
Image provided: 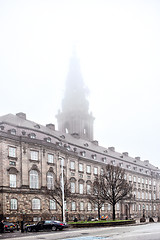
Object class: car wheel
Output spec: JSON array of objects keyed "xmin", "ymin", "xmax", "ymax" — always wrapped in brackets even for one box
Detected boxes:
[
  {"xmin": 27, "ymin": 227, "xmax": 32, "ymax": 232},
  {"xmin": 52, "ymin": 226, "xmax": 57, "ymax": 231}
]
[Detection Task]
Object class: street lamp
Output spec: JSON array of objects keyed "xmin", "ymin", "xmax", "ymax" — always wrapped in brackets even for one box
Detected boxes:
[{"xmin": 59, "ymin": 156, "xmax": 65, "ymax": 223}]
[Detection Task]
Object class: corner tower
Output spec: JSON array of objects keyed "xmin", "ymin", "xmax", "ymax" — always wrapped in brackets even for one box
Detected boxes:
[{"xmin": 56, "ymin": 52, "xmax": 94, "ymax": 141}]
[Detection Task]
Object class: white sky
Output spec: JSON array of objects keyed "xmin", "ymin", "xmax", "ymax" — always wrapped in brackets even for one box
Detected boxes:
[{"xmin": 0, "ymin": 0, "xmax": 160, "ymax": 168}]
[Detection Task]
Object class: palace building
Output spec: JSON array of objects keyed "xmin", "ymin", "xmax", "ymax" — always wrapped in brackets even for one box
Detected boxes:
[{"xmin": 0, "ymin": 54, "xmax": 160, "ymax": 222}]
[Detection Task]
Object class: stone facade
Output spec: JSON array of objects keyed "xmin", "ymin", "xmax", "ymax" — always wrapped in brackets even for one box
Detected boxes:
[
  {"xmin": 0, "ymin": 55, "xmax": 160, "ymax": 223},
  {"xmin": 0, "ymin": 112, "xmax": 160, "ymax": 223}
]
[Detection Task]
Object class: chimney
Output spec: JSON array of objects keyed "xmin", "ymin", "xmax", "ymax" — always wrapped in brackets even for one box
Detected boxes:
[
  {"xmin": 108, "ymin": 147, "xmax": 115, "ymax": 151},
  {"xmin": 46, "ymin": 124, "xmax": 55, "ymax": 131},
  {"xmin": 123, "ymin": 152, "xmax": 128, "ymax": 156},
  {"xmin": 16, "ymin": 112, "xmax": 26, "ymax": 120},
  {"xmin": 144, "ymin": 160, "xmax": 149, "ymax": 165},
  {"xmin": 92, "ymin": 140, "xmax": 99, "ymax": 146}
]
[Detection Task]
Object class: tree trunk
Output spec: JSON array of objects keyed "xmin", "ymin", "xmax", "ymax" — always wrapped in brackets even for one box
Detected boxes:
[
  {"xmin": 112, "ymin": 203, "xmax": 116, "ymax": 220},
  {"xmin": 98, "ymin": 207, "xmax": 101, "ymax": 220}
]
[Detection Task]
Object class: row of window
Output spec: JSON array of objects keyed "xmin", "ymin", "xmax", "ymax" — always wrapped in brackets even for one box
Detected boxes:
[
  {"xmin": 9, "ymin": 147, "xmax": 54, "ymax": 163},
  {"xmin": 133, "ymin": 190, "xmax": 158, "ymax": 200},
  {"xmin": 10, "ymin": 197, "xmax": 157, "ymax": 213},
  {"xmin": 8, "ymin": 146, "xmax": 154, "ymax": 177}
]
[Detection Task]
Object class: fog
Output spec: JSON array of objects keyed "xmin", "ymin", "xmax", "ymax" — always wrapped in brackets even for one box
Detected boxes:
[{"xmin": 0, "ymin": 0, "xmax": 160, "ymax": 167}]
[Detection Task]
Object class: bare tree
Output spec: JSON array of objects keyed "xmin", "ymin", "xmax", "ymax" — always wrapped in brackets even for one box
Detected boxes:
[
  {"xmin": 88, "ymin": 176, "xmax": 106, "ymax": 220},
  {"xmin": 101, "ymin": 164, "xmax": 133, "ymax": 220},
  {"xmin": 46, "ymin": 175, "xmax": 71, "ymax": 221}
]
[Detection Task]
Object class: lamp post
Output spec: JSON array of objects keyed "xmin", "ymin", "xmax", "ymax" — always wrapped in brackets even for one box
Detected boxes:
[{"xmin": 59, "ymin": 156, "xmax": 65, "ymax": 223}]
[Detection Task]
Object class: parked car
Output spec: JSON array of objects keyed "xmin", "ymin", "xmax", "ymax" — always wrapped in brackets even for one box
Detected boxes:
[
  {"xmin": 25, "ymin": 220, "xmax": 68, "ymax": 232},
  {"xmin": 3, "ymin": 222, "xmax": 16, "ymax": 232}
]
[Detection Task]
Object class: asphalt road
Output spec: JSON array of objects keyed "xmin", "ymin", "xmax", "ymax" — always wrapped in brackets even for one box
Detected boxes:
[{"xmin": 1, "ymin": 223, "xmax": 160, "ymax": 240}]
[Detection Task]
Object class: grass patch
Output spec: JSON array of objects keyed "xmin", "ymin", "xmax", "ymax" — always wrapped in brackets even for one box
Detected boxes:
[{"xmin": 69, "ymin": 219, "xmax": 133, "ymax": 224}]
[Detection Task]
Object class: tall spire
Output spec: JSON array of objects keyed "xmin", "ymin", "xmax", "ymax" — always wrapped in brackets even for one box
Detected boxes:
[
  {"xmin": 56, "ymin": 50, "xmax": 94, "ymax": 141},
  {"xmin": 62, "ymin": 50, "xmax": 89, "ymax": 113}
]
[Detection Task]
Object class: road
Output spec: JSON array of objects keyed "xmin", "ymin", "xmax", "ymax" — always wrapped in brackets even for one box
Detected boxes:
[{"xmin": 1, "ymin": 223, "xmax": 160, "ymax": 240}]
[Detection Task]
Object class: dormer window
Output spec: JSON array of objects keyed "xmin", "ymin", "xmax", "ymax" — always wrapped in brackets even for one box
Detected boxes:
[
  {"xmin": 29, "ymin": 133, "xmax": 36, "ymax": 139},
  {"xmin": 119, "ymin": 163, "xmax": 123, "ymax": 167},
  {"xmin": 34, "ymin": 124, "xmax": 40, "ymax": 129},
  {"xmin": 92, "ymin": 154, "xmax": 96, "ymax": 160},
  {"xmin": 0, "ymin": 125, "xmax": 4, "ymax": 130},
  {"xmin": 80, "ymin": 151, "xmax": 86, "ymax": 157},
  {"xmin": 46, "ymin": 137, "xmax": 51, "ymax": 143},
  {"xmin": 10, "ymin": 129, "xmax": 16, "ymax": 135},
  {"xmin": 127, "ymin": 165, "xmax": 131, "ymax": 169},
  {"xmin": 111, "ymin": 160, "xmax": 115, "ymax": 165},
  {"xmin": 60, "ymin": 135, "xmax": 65, "ymax": 139},
  {"xmin": 102, "ymin": 157, "xmax": 106, "ymax": 163},
  {"xmin": 84, "ymin": 143, "xmax": 89, "ymax": 147}
]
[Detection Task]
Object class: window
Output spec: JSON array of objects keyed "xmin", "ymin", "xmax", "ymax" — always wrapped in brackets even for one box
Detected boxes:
[
  {"xmin": 70, "ymin": 161, "xmax": 75, "ymax": 170},
  {"xmin": 129, "ymin": 175, "xmax": 132, "ymax": 182},
  {"xmin": 138, "ymin": 177, "xmax": 140, "ymax": 183},
  {"xmin": 146, "ymin": 179, "xmax": 148, "ymax": 184},
  {"xmin": 48, "ymin": 154, "xmax": 54, "ymax": 163},
  {"xmin": 79, "ymin": 183, "xmax": 83, "ymax": 194},
  {"xmin": 11, "ymin": 199, "xmax": 17, "ymax": 210},
  {"xmin": 46, "ymin": 137, "xmax": 51, "ymax": 143},
  {"xmin": 102, "ymin": 203, "xmax": 105, "ymax": 211},
  {"xmin": 142, "ymin": 178, "xmax": 144, "ymax": 184},
  {"xmin": 132, "ymin": 204, "xmax": 135, "ymax": 211},
  {"xmin": 133, "ymin": 176, "xmax": 136, "ymax": 182},
  {"xmin": 30, "ymin": 170, "xmax": 39, "ymax": 189},
  {"xmin": 80, "ymin": 202, "xmax": 84, "ymax": 211},
  {"xmin": 71, "ymin": 182, "xmax": 75, "ymax": 193},
  {"xmin": 87, "ymin": 202, "xmax": 92, "ymax": 211},
  {"xmin": 30, "ymin": 150, "xmax": 39, "ymax": 161},
  {"xmin": 30, "ymin": 133, "xmax": 36, "ymax": 139},
  {"xmin": 153, "ymin": 180, "xmax": 156, "ymax": 186},
  {"xmin": 47, "ymin": 172, "xmax": 54, "ymax": 189},
  {"xmin": 95, "ymin": 203, "xmax": 98, "ymax": 210},
  {"xmin": 139, "ymin": 204, "xmax": 141, "ymax": 211},
  {"xmin": 86, "ymin": 165, "xmax": 91, "ymax": 174},
  {"xmin": 79, "ymin": 163, "xmax": 83, "ymax": 172},
  {"xmin": 10, "ymin": 174, "xmax": 16, "ymax": 188},
  {"xmin": 146, "ymin": 204, "xmax": 148, "ymax": 211},
  {"xmin": 87, "ymin": 184, "xmax": 91, "ymax": 194},
  {"xmin": 149, "ymin": 192, "xmax": 151, "ymax": 200},
  {"xmin": 32, "ymin": 198, "xmax": 40, "ymax": 210},
  {"xmin": 94, "ymin": 167, "xmax": 98, "ymax": 175},
  {"xmin": 10, "ymin": 129, "xmax": 16, "ymax": 135},
  {"xmin": 100, "ymin": 168, "xmax": 104, "ymax": 175},
  {"xmin": 149, "ymin": 179, "xmax": 151, "ymax": 185},
  {"xmin": 116, "ymin": 203, "xmax": 120, "ymax": 211},
  {"xmin": 71, "ymin": 201, "xmax": 76, "ymax": 211},
  {"xmin": 154, "ymin": 205, "xmax": 156, "ymax": 211},
  {"xmin": 138, "ymin": 191, "xmax": 140, "ymax": 199},
  {"xmin": 108, "ymin": 204, "xmax": 111, "ymax": 211},
  {"xmin": 154, "ymin": 193, "xmax": 156, "ymax": 200},
  {"xmin": 146, "ymin": 192, "xmax": 148, "ymax": 200},
  {"xmin": 142, "ymin": 192, "xmax": 144, "ymax": 199},
  {"xmin": 9, "ymin": 147, "xmax": 16, "ymax": 158},
  {"xmin": 50, "ymin": 200, "xmax": 56, "ymax": 210}
]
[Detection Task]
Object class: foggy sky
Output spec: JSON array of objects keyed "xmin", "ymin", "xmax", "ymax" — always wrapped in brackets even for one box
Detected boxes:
[{"xmin": 0, "ymin": 0, "xmax": 160, "ymax": 168}]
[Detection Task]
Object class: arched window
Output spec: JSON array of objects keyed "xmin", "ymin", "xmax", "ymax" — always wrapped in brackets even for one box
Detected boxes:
[
  {"xmin": 30, "ymin": 170, "xmax": 39, "ymax": 189},
  {"xmin": 32, "ymin": 198, "xmax": 40, "ymax": 210},
  {"xmin": 47, "ymin": 172, "xmax": 54, "ymax": 189}
]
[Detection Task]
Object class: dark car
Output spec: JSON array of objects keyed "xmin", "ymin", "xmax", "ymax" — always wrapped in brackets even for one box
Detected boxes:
[
  {"xmin": 25, "ymin": 220, "xmax": 68, "ymax": 232},
  {"xmin": 3, "ymin": 222, "xmax": 16, "ymax": 232}
]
